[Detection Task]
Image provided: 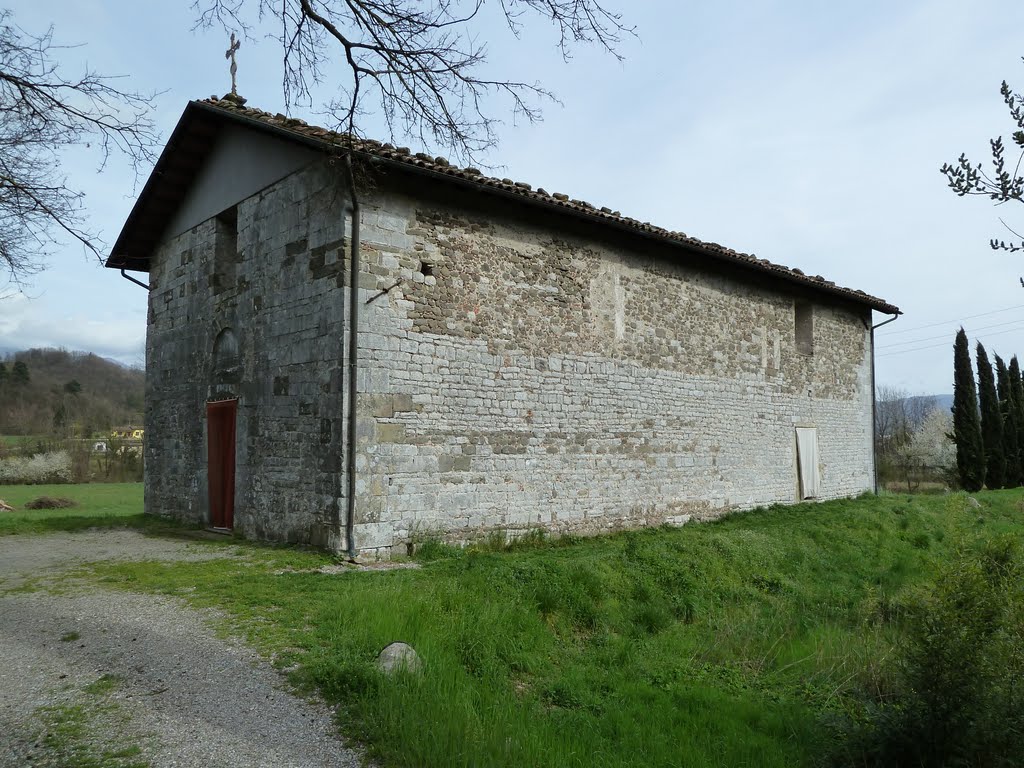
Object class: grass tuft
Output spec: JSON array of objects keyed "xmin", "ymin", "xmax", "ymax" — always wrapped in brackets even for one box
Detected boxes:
[
  {"xmin": 84, "ymin": 674, "xmax": 120, "ymax": 696},
  {"xmin": 26, "ymin": 679, "xmax": 150, "ymax": 768}
]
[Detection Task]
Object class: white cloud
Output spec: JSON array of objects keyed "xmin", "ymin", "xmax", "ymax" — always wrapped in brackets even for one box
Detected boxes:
[{"xmin": 0, "ymin": 293, "xmax": 144, "ymax": 365}]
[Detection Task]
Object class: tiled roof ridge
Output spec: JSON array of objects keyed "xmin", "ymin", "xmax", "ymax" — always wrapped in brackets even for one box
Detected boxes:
[{"xmin": 198, "ymin": 97, "xmax": 898, "ymax": 314}]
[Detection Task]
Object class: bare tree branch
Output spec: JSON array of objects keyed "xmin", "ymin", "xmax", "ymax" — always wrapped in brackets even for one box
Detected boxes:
[
  {"xmin": 193, "ymin": 0, "xmax": 633, "ymax": 164},
  {"xmin": 0, "ymin": 10, "xmax": 159, "ymax": 282}
]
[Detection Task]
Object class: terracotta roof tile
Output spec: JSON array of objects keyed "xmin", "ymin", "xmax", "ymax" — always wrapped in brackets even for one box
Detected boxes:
[{"xmin": 171, "ymin": 98, "xmax": 903, "ymax": 314}]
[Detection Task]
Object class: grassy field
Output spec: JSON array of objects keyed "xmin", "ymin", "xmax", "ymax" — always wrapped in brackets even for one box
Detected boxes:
[
  {"xmin": 1, "ymin": 435, "xmax": 47, "ymax": 448},
  {"xmin": 0, "ymin": 483, "xmax": 145, "ymax": 535},
  {"xmin": 64, "ymin": 489, "xmax": 1023, "ymax": 768}
]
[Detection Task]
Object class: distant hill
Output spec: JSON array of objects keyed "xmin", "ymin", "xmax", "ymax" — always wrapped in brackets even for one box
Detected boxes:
[
  {"xmin": 0, "ymin": 348, "xmax": 144, "ymax": 437},
  {"xmin": 907, "ymin": 394, "xmax": 953, "ymax": 416}
]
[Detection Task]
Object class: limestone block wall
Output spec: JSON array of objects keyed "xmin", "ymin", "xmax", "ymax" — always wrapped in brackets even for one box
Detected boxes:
[
  {"xmin": 144, "ymin": 159, "xmax": 875, "ymax": 558},
  {"xmin": 145, "ymin": 162, "xmax": 349, "ymax": 548},
  {"xmin": 350, "ymin": 179, "xmax": 875, "ymax": 556}
]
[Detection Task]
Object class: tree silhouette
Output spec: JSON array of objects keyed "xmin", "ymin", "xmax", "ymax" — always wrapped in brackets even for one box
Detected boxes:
[
  {"xmin": 11, "ymin": 360, "xmax": 29, "ymax": 386},
  {"xmin": 0, "ymin": 11, "xmax": 157, "ymax": 282},
  {"xmin": 952, "ymin": 329, "xmax": 984, "ymax": 491},
  {"xmin": 996, "ymin": 354, "xmax": 1021, "ymax": 487},
  {"xmin": 1011, "ymin": 356, "xmax": 1024, "ymax": 474},
  {"xmin": 977, "ymin": 342, "xmax": 1005, "ymax": 488},
  {"xmin": 192, "ymin": 0, "xmax": 632, "ymax": 163}
]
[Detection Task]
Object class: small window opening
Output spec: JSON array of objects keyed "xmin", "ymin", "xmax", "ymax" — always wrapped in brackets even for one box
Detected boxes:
[
  {"xmin": 212, "ymin": 206, "xmax": 239, "ymax": 294},
  {"xmin": 795, "ymin": 301, "xmax": 813, "ymax": 355},
  {"xmin": 419, "ymin": 260, "xmax": 434, "ymax": 277},
  {"xmin": 215, "ymin": 206, "xmax": 238, "ymax": 253}
]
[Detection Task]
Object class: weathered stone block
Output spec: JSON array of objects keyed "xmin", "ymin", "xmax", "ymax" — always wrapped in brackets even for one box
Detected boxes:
[{"xmin": 376, "ymin": 423, "xmax": 407, "ymax": 443}]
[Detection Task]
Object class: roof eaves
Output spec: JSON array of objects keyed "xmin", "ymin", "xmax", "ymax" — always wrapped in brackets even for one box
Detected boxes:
[
  {"xmin": 111, "ymin": 97, "xmax": 901, "ymax": 316},
  {"xmin": 105, "ymin": 103, "xmax": 222, "ymax": 270}
]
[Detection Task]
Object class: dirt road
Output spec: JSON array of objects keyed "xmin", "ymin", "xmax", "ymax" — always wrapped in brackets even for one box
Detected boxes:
[{"xmin": 0, "ymin": 530, "xmax": 363, "ymax": 768}]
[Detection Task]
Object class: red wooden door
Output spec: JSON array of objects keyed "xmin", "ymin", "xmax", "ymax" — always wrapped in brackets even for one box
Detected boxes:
[{"xmin": 207, "ymin": 398, "xmax": 237, "ymax": 529}]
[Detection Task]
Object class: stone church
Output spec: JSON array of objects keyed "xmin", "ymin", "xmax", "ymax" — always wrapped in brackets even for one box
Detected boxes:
[{"xmin": 106, "ymin": 97, "xmax": 900, "ymax": 558}]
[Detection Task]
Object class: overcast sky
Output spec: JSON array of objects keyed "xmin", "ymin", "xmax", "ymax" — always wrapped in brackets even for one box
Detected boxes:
[{"xmin": 4, "ymin": 0, "xmax": 1024, "ymax": 395}]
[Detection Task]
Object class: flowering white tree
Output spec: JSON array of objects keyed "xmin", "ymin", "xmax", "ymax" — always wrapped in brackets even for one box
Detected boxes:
[
  {"xmin": 910, "ymin": 408, "xmax": 956, "ymax": 472},
  {"xmin": 890, "ymin": 408, "xmax": 956, "ymax": 491},
  {"xmin": 0, "ymin": 450, "xmax": 72, "ymax": 484}
]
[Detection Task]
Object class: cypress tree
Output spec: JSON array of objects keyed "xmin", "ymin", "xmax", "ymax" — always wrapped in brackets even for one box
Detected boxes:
[
  {"xmin": 10, "ymin": 360, "xmax": 28, "ymax": 386},
  {"xmin": 1011, "ymin": 356, "xmax": 1024, "ymax": 481},
  {"xmin": 953, "ymin": 329, "xmax": 985, "ymax": 491},
  {"xmin": 977, "ymin": 342, "xmax": 1005, "ymax": 488},
  {"xmin": 997, "ymin": 354, "xmax": 1021, "ymax": 487}
]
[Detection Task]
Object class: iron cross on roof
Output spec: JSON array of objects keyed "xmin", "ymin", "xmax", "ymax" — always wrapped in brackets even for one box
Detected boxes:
[{"xmin": 225, "ymin": 32, "xmax": 241, "ymax": 97}]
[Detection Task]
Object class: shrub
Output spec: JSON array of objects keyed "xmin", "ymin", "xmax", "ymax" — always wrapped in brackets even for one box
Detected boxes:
[
  {"xmin": 0, "ymin": 451, "xmax": 73, "ymax": 484},
  {"xmin": 838, "ymin": 537, "xmax": 1024, "ymax": 766}
]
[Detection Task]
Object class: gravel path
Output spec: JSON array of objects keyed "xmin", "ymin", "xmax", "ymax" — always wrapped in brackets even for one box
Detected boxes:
[{"xmin": 0, "ymin": 531, "xmax": 365, "ymax": 768}]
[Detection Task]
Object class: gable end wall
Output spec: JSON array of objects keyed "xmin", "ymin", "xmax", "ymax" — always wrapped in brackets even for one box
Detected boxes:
[{"xmin": 145, "ymin": 162, "xmax": 349, "ymax": 548}]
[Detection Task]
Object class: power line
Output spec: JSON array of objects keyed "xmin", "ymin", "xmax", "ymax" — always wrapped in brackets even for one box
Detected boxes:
[
  {"xmin": 877, "ymin": 315, "xmax": 1024, "ymax": 350},
  {"xmin": 877, "ymin": 303, "xmax": 1024, "ymax": 337},
  {"xmin": 876, "ymin": 324, "xmax": 1024, "ymax": 358}
]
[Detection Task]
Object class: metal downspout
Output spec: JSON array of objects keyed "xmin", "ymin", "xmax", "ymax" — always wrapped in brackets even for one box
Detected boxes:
[
  {"xmin": 120, "ymin": 269, "xmax": 150, "ymax": 291},
  {"xmin": 344, "ymin": 154, "xmax": 361, "ymax": 560},
  {"xmin": 870, "ymin": 312, "xmax": 901, "ymax": 493}
]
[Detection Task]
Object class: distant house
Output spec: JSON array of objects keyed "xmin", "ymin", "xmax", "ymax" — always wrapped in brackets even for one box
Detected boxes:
[
  {"xmin": 106, "ymin": 98, "xmax": 899, "ymax": 558},
  {"xmin": 110, "ymin": 427, "xmax": 144, "ymax": 441}
]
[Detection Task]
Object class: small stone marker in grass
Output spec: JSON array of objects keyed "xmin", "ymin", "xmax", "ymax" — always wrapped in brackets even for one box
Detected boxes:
[{"xmin": 376, "ymin": 642, "xmax": 422, "ymax": 675}]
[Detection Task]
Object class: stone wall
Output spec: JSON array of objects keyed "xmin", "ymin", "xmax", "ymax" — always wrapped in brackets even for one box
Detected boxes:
[
  {"xmin": 145, "ymin": 158, "xmax": 875, "ymax": 558},
  {"xmin": 350, "ymin": 175, "xmax": 874, "ymax": 557},
  {"xmin": 145, "ymin": 162, "xmax": 349, "ymax": 548}
]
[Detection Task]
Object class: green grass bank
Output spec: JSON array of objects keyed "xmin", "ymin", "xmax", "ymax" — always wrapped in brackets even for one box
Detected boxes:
[{"xmin": 77, "ymin": 489, "xmax": 1024, "ymax": 767}]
